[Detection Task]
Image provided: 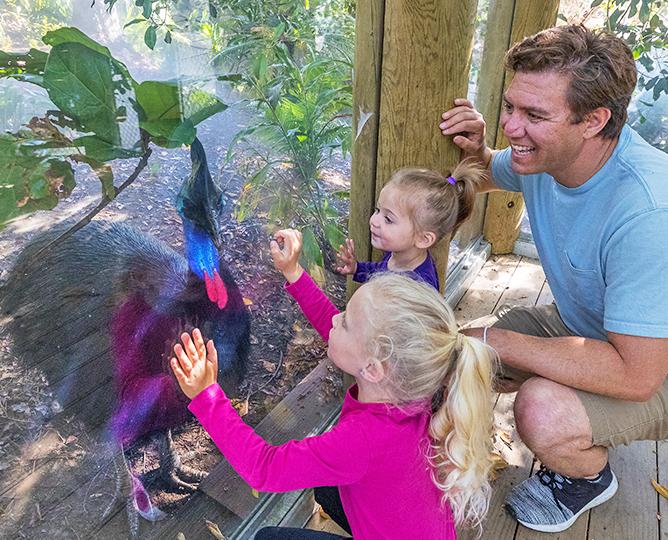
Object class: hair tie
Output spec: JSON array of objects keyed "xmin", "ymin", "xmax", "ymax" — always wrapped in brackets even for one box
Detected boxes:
[{"xmin": 446, "ymin": 175, "xmax": 456, "ymax": 185}]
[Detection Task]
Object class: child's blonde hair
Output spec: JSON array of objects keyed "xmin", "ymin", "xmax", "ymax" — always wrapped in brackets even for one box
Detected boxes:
[
  {"xmin": 386, "ymin": 159, "xmax": 485, "ymax": 241},
  {"xmin": 362, "ymin": 272, "xmax": 496, "ymax": 528}
]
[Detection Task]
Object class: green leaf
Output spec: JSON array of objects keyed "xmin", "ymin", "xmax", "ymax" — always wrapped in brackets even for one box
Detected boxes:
[
  {"xmin": 74, "ymin": 135, "xmax": 142, "ymax": 161},
  {"xmin": 43, "ymin": 42, "xmax": 135, "ymax": 158},
  {"xmin": 0, "ymin": 133, "xmax": 76, "ymax": 228},
  {"xmin": 142, "ymin": 0, "xmax": 153, "ymax": 19},
  {"xmin": 43, "ymin": 27, "xmax": 114, "ymax": 58},
  {"xmin": 124, "ymin": 17, "xmax": 146, "ymax": 28},
  {"xmin": 324, "ymin": 222, "xmax": 346, "ymax": 250},
  {"xmin": 301, "ymin": 226, "xmax": 323, "ymax": 268},
  {"xmin": 145, "ymin": 26, "xmax": 157, "ymax": 50},
  {"xmin": 0, "ymin": 49, "xmax": 49, "ymax": 85},
  {"xmin": 135, "ymin": 81, "xmax": 226, "ymax": 147}
]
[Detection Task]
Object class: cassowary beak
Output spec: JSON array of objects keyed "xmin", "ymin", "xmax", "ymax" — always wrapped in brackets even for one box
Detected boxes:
[{"xmin": 204, "ymin": 270, "xmax": 228, "ymax": 309}]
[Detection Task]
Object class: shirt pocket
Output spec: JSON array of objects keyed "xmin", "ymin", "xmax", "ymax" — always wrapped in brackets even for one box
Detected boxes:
[{"xmin": 562, "ymin": 249, "xmax": 605, "ymax": 313}]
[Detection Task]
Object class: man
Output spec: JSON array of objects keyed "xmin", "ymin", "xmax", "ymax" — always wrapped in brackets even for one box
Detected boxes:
[{"xmin": 440, "ymin": 24, "xmax": 668, "ymax": 533}]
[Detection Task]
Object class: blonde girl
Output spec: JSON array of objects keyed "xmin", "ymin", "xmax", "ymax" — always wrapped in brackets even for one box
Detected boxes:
[
  {"xmin": 336, "ymin": 160, "xmax": 485, "ymax": 291},
  {"xmin": 170, "ymin": 229, "xmax": 496, "ymax": 539}
]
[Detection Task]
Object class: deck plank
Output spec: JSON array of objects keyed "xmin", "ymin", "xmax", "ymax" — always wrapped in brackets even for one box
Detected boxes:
[{"xmin": 588, "ymin": 441, "xmax": 658, "ymax": 540}]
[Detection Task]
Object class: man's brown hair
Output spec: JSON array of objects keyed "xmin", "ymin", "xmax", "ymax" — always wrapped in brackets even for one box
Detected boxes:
[{"xmin": 505, "ymin": 24, "xmax": 637, "ymax": 139}]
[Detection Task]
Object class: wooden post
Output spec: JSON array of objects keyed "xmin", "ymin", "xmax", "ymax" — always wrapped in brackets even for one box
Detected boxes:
[
  {"xmin": 347, "ymin": 0, "xmax": 385, "ymax": 300},
  {"xmin": 482, "ymin": 0, "xmax": 559, "ymax": 254},
  {"xmin": 350, "ymin": 0, "xmax": 479, "ymax": 294},
  {"xmin": 455, "ymin": 0, "xmax": 515, "ymax": 248}
]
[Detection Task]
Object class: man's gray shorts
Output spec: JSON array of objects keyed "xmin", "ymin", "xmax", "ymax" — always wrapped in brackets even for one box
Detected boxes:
[{"xmin": 475, "ymin": 304, "xmax": 668, "ymax": 447}]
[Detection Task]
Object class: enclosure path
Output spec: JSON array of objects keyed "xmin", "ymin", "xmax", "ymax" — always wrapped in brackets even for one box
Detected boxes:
[{"xmin": 307, "ymin": 254, "xmax": 664, "ymax": 540}]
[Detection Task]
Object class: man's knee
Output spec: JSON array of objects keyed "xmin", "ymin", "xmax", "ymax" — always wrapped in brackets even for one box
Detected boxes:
[{"xmin": 514, "ymin": 377, "xmax": 592, "ymax": 453}]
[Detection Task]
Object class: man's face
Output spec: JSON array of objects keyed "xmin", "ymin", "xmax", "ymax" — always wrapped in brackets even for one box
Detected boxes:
[{"xmin": 500, "ymin": 70, "xmax": 589, "ymax": 182}]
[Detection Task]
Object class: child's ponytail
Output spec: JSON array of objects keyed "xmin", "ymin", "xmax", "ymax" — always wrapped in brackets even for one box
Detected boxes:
[
  {"xmin": 428, "ymin": 333, "xmax": 496, "ymax": 528},
  {"xmin": 449, "ymin": 158, "xmax": 486, "ymax": 234},
  {"xmin": 386, "ymin": 159, "xmax": 486, "ymax": 243},
  {"xmin": 363, "ymin": 273, "xmax": 497, "ymax": 529}
]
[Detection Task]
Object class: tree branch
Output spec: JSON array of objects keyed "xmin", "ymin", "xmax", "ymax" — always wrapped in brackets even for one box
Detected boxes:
[{"xmin": 29, "ymin": 142, "xmax": 153, "ymax": 261}]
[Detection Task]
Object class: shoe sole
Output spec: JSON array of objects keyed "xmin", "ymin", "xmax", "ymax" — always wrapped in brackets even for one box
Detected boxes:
[{"xmin": 516, "ymin": 471, "xmax": 619, "ymax": 533}]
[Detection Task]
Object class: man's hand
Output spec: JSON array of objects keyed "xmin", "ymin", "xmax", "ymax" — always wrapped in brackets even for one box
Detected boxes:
[
  {"xmin": 170, "ymin": 328, "xmax": 218, "ymax": 400},
  {"xmin": 269, "ymin": 229, "xmax": 304, "ymax": 284},
  {"xmin": 335, "ymin": 238, "xmax": 358, "ymax": 275},
  {"xmin": 440, "ymin": 98, "xmax": 490, "ymax": 164}
]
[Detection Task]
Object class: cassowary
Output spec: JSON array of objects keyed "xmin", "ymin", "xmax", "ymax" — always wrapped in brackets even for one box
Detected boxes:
[{"xmin": 0, "ymin": 138, "xmax": 250, "ymax": 524}]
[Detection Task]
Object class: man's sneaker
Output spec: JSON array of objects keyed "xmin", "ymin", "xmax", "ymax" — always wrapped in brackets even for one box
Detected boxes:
[{"xmin": 505, "ymin": 462, "xmax": 618, "ymax": 533}]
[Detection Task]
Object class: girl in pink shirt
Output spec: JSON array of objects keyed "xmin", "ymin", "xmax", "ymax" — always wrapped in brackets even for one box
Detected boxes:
[{"xmin": 170, "ymin": 229, "xmax": 497, "ymax": 539}]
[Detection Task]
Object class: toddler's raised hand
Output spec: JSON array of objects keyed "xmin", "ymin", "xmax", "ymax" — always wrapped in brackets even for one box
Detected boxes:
[
  {"xmin": 170, "ymin": 328, "xmax": 218, "ymax": 399},
  {"xmin": 336, "ymin": 238, "xmax": 357, "ymax": 275},
  {"xmin": 269, "ymin": 229, "xmax": 304, "ymax": 284}
]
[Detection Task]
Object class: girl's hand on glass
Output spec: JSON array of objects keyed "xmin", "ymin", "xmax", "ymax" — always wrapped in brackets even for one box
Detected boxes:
[
  {"xmin": 269, "ymin": 229, "xmax": 304, "ymax": 284},
  {"xmin": 170, "ymin": 328, "xmax": 218, "ymax": 400},
  {"xmin": 335, "ymin": 238, "xmax": 357, "ymax": 275}
]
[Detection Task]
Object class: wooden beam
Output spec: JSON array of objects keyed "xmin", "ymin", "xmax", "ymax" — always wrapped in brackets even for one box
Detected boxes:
[
  {"xmin": 350, "ymin": 0, "xmax": 479, "ymax": 294},
  {"xmin": 347, "ymin": 0, "xmax": 385, "ymax": 300},
  {"xmin": 482, "ymin": 0, "xmax": 559, "ymax": 254}
]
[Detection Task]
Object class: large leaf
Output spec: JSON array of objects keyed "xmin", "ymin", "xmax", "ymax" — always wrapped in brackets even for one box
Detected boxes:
[
  {"xmin": 0, "ymin": 48, "xmax": 49, "ymax": 86},
  {"xmin": 135, "ymin": 81, "xmax": 227, "ymax": 147},
  {"xmin": 43, "ymin": 27, "xmax": 115, "ymax": 59},
  {"xmin": 43, "ymin": 42, "xmax": 136, "ymax": 160},
  {"xmin": 0, "ymin": 133, "xmax": 75, "ymax": 228}
]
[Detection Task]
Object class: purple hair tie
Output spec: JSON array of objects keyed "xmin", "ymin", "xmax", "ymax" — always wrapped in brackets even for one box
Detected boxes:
[{"xmin": 446, "ymin": 175, "xmax": 456, "ymax": 185}]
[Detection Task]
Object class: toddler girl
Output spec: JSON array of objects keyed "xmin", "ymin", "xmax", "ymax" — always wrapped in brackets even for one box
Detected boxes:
[
  {"xmin": 170, "ymin": 228, "xmax": 496, "ymax": 539},
  {"xmin": 336, "ymin": 161, "xmax": 484, "ymax": 291}
]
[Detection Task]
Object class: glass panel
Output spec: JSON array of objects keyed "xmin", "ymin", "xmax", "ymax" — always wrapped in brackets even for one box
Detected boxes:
[
  {"xmin": 0, "ymin": 1, "xmax": 353, "ymax": 537},
  {"xmin": 517, "ymin": 1, "xmax": 668, "ymax": 249},
  {"xmin": 447, "ymin": 0, "xmax": 491, "ymax": 273}
]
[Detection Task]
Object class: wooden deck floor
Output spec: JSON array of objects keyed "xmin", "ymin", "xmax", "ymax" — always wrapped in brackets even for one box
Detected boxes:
[{"xmin": 308, "ymin": 254, "xmax": 665, "ymax": 539}]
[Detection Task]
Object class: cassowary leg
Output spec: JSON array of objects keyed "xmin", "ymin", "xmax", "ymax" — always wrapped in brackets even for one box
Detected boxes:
[{"xmin": 157, "ymin": 429, "xmax": 208, "ymax": 492}]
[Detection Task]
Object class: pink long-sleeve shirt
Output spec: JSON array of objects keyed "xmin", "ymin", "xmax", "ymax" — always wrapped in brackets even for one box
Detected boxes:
[{"xmin": 189, "ymin": 272, "xmax": 456, "ymax": 539}]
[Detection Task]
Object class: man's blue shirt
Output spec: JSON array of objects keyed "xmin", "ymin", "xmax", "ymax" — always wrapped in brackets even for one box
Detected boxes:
[{"xmin": 492, "ymin": 125, "xmax": 668, "ymax": 340}]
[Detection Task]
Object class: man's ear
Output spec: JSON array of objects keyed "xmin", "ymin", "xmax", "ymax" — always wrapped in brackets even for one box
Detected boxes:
[
  {"xmin": 359, "ymin": 359, "xmax": 386, "ymax": 384},
  {"xmin": 415, "ymin": 230, "xmax": 437, "ymax": 249},
  {"xmin": 582, "ymin": 107, "xmax": 612, "ymax": 139}
]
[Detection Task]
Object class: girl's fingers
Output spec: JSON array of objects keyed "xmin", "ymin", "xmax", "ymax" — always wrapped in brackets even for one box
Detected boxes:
[
  {"xmin": 206, "ymin": 340, "xmax": 218, "ymax": 374},
  {"xmin": 181, "ymin": 332, "xmax": 199, "ymax": 361},
  {"xmin": 192, "ymin": 328, "xmax": 206, "ymax": 357},
  {"xmin": 174, "ymin": 343, "xmax": 192, "ymax": 373},
  {"xmin": 170, "ymin": 357, "xmax": 186, "ymax": 382}
]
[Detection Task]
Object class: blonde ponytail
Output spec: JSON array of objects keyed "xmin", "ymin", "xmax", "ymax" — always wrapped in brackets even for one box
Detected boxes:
[
  {"xmin": 362, "ymin": 273, "xmax": 497, "ymax": 529},
  {"xmin": 429, "ymin": 334, "xmax": 497, "ymax": 528}
]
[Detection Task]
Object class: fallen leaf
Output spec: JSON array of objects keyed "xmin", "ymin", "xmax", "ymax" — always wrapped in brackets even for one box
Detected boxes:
[
  {"xmin": 490, "ymin": 452, "xmax": 509, "ymax": 480},
  {"xmin": 651, "ymin": 478, "xmax": 668, "ymax": 499},
  {"xmin": 261, "ymin": 361, "xmax": 276, "ymax": 373},
  {"xmin": 177, "ymin": 533, "xmax": 186, "ymax": 540},
  {"xmin": 205, "ymin": 519, "xmax": 226, "ymax": 540},
  {"xmin": 497, "ymin": 430, "xmax": 513, "ymax": 448},
  {"xmin": 231, "ymin": 398, "xmax": 249, "ymax": 417},
  {"xmin": 243, "ymin": 297, "xmax": 253, "ymax": 306},
  {"xmin": 251, "ymin": 488, "xmax": 260, "ymax": 498}
]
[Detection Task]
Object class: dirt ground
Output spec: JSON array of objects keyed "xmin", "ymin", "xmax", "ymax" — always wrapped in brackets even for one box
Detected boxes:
[{"xmin": 0, "ymin": 111, "xmax": 349, "ymax": 538}]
